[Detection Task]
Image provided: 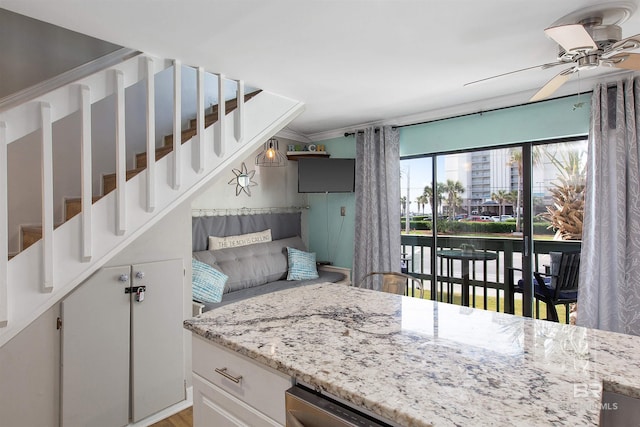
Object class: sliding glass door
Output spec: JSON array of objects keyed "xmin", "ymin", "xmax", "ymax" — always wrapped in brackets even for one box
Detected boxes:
[{"xmin": 400, "ymin": 136, "xmax": 586, "ymax": 320}]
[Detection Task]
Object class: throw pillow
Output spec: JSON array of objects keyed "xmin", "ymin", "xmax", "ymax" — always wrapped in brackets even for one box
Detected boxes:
[
  {"xmin": 208, "ymin": 229, "xmax": 272, "ymax": 250},
  {"xmin": 287, "ymin": 247, "xmax": 319, "ymax": 281},
  {"xmin": 192, "ymin": 258, "xmax": 228, "ymax": 303}
]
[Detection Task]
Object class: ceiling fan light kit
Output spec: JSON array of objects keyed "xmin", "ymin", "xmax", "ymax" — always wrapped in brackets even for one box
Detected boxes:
[{"xmin": 465, "ymin": 2, "xmax": 640, "ymax": 103}]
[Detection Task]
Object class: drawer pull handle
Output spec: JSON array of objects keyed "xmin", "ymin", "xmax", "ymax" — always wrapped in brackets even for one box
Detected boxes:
[{"xmin": 215, "ymin": 367, "xmax": 242, "ymax": 384}]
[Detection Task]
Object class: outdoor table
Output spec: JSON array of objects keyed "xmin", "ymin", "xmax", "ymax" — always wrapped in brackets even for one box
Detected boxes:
[{"xmin": 436, "ymin": 249, "xmax": 498, "ymax": 306}]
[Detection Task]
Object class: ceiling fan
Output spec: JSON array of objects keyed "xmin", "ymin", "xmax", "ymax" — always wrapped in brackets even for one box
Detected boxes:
[{"xmin": 465, "ymin": 4, "xmax": 640, "ymax": 102}]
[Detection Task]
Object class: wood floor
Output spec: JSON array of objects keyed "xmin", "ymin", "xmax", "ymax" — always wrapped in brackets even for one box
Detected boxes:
[{"xmin": 150, "ymin": 406, "xmax": 192, "ymax": 427}]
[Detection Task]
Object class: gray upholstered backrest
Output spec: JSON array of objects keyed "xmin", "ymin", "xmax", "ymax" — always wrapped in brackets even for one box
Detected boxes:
[
  {"xmin": 193, "ymin": 236, "xmax": 307, "ymax": 293},
  {"xmin": 191, "ymin": 213, "xmax": 302, "ymax": 252}
]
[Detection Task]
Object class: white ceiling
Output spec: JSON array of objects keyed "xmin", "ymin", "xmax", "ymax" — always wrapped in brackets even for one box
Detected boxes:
[{"xmin": 3, "ymin": 0, "xmax": 640, "ymax": 140}]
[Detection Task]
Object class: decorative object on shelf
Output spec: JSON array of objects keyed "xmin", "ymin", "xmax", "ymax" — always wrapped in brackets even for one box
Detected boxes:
[
  {"xmin": 255, "ymin": 137, "xmax": 287, "ymax": 167},
  {"xmin": 285, "ymin": 143, "xmax": 330, "ymax": 161},
  {"xmin": 228, "ymin": 162, "xmax": 257, "ymax": 196}
]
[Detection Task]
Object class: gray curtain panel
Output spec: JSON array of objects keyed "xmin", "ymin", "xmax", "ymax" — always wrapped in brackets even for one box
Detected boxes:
[
  {"xmin": 578, "ymin": 78, "xmax": 640, "ymax": 336},
  {"xmin": 353, "ymin": 126, "xmax": 401, "ymax": 289}
]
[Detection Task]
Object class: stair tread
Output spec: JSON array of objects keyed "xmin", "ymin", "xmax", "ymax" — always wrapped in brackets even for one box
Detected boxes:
[
  {"xmin": 166, "ymin": 90, "xmax": 261, "ymax": 146},
  {"xmin": 66, "ymin": 196, "xmax": 103, "ymax": 202},
  {"xmin": 103, "ymin": 167, "xmax": 146, "ymax": 179},
  {"xmin": 22, "ymin": 224, "xmax": 64, "ymax": 232}
]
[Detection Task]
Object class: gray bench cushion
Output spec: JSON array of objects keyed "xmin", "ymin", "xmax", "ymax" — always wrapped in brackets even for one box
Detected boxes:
[{"xmin": 201, "ymin": 270, "xmax": 344, "ymax": 311}]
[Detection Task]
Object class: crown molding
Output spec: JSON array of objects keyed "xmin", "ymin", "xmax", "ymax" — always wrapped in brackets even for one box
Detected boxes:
[
  {"xmin": 275, "ymin": 127, "xmax": 312, "ymax": 142},
  {"xmin": 303, "ymin": 69, "xmax": 638, "ymax": 143}
]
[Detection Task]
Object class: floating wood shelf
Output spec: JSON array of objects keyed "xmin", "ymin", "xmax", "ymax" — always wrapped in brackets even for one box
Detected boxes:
[{"xmin": 286, "ymin": 151, "xmax": 330, "ymax": 161}]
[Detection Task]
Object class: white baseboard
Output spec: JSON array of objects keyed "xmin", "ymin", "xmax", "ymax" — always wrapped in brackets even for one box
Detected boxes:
[{"xmin": 129, "ymin": 386, "xmax": 193, "ymax": 427}]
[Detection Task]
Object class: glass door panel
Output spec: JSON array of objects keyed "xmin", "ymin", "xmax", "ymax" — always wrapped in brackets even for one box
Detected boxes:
[
  {"xmin": 529, "ymin": 139, "xmax": 586, "ymax": 322},
  {"xmin": 433, "ymin": 148, "xmax": 524, "ymax": 312},
  {"xmin": 400, "ymin": 157, "xmax": 434, "ymax": 297}
]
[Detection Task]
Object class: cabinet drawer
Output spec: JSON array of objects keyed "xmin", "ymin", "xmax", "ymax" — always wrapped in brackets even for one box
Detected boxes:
[
  {"xmin": 193, "ymin": 336, "xmax": 291, "ymax": 424},
  {"xmin": 193, "ymin": 374, "xmax": 281, "ymax": 427}
]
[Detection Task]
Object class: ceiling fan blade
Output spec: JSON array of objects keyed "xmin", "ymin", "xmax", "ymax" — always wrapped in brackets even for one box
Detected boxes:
[
  {"xmin": 529, "ymin": 68, "xmax": 576, "ymax": 102},
  {"xmin": 603, "ymin": 34, "xmax": 640, "ymax": 57},
  {"xmin": 606, "ymin": 52, "xmax": 640, "ymax": 70},
  {"xmin": 544, "ymin": 24, "xmax": 597, "ymax": 53},
  {"xmin": 463, "ymin": 61, "xmax": 565, "ymax": 86}
]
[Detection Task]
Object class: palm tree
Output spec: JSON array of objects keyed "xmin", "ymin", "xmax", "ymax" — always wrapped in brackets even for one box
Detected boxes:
[
  {"xmin": 400, "ymin": 196, "xmax": 407, "ymax": 216},
  {"xmin": 416, "ymin": 195, "xmax": 427, "ymax": 214},
  {"xmin": 442, "ymin": 179, "xmax": 465, "ymax": 220},
  {"xmin": 491, "ymin": 190, "xmax": 509, "ymax": 217}
]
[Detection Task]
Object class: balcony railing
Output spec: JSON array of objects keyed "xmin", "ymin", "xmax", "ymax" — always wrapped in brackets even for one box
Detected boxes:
[{"xmin": 401, "ymin": 234, "xmax": 581, "ymax": 322}]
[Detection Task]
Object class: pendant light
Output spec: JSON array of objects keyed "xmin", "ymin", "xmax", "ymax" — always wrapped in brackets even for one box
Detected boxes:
[{"xmin": 255, "ymin": 137, "xmax": 287, "ymax": 167}]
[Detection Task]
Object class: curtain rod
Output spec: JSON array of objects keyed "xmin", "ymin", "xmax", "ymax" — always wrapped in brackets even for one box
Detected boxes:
[
  {"xmin": 343, "ymin": 92, "xmax": 593, "ymax": 138},
  {"xmin": 192, "ymin": 206, "xmax": 309, "ymax": 217}
]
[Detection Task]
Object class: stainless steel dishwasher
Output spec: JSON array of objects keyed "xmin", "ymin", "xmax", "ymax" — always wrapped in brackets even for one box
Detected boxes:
[{"xmin": 285, "ymin": 385, "xmax": 391, "ymax": 427}]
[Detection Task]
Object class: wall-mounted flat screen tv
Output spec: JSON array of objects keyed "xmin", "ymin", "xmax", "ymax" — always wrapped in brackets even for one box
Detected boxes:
[{"xmin": 298, "ymin": 158, "xmax": 355, "ymax": 193}]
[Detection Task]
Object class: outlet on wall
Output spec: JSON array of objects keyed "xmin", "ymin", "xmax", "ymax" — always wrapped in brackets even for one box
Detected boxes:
[{"xmin": 340, "ymin": 206, "xmax": 346, "ymax": 216}]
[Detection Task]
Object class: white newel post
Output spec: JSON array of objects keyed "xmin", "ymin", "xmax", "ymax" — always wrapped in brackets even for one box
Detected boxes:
[
  {"xmin": 216, "ymin": 74, "xmax": 225, "ymax": 157},
  {"xmin": 41, "ymin": 102, "xmax": 54, "ymax": 293},
  {"xmin": 196, "ymin": 67, "xmax": 205, "ymax": 173},
  {"xmin": 145, "ymin": 57, "xmax": 156, "ymax": 212},
  {"xmin": 0, "ymin": 122, "xmax": 7, "ymax": 326},
  {"xmin": 115, "ymin": 70, "xmax": 126, "ymax": 235},
  {"xmin": 235, "ymin": 80, "xmax": 244, "ymax": 143},
  {"xmin": 172, "ymin": 60, "xmax": 182, "ymax": 190},
  {"xmin": 80, "ymin": 85, "xmax": 92, "ymax": 261}
]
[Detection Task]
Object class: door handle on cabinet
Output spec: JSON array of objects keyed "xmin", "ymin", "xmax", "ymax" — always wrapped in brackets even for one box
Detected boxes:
[{"xmin": 214, "ymin": 367, "xmax": 242, "ymax": 384}]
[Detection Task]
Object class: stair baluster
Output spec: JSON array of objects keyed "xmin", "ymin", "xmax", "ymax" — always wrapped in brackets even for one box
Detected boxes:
[
  {"xmin": 196, "ymin": 67, "xmax": 205, "ymax": 173},
  {"xmin": 0, "ymin": 122, "xmax": 7, "ymax": 326},
  {"xmin": 216, "ymin": 74, "xmax": 225, "ymax": 157},
  {"xmin": 145, "ymin": 57, "xmax": 156, "ymax": 212},
  {"xmin": 235, "ymin": 80, "xmax": 245, "ymax": 143},
  {"xmin": 40, "ymin": 102, "xmax": 54, "ymax": 293},
  {"xmin": 172, "ymin": 60, "xmax": 182, "ymax": 190},
  {"xmin": 114, "ymin": 70, "xmax": 126, "ymax": 236},
  {"xmin": 80, "ymin": 84, "xmax": 92, "ymax": 261}
]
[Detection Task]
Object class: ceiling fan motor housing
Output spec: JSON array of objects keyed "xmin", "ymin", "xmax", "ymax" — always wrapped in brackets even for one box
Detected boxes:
[{"xmin": 557, "ymin": 22, "xmax": 622, "ymax": 60}]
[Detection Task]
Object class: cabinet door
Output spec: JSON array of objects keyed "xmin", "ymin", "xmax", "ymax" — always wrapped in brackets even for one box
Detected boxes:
[
  {"xmin": 131, "ymin": 259, "xmax": 184, "ymax": 422},
  {"xmin": 61, "ymin": 265, "xmax": 131, "ymax": 427}
]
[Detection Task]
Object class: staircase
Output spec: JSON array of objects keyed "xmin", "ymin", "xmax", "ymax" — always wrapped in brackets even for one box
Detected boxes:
[{"xmin": 0, "ymin": 53, "xmax": 304, "ymax": 347}]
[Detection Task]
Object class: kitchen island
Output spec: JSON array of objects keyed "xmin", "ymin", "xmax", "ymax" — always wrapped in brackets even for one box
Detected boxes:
[{"xmin": 184, "ymin": 283, "xmax": 640, "ymax": 426}]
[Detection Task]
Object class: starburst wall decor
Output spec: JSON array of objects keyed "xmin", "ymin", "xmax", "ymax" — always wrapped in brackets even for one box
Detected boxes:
[{"xmin": 228, "ymin": 162, "xmax": 257, "ymax": 196}]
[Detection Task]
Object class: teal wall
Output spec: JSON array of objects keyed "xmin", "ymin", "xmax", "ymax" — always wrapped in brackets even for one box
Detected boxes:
[
  {"xmin": 401, "ymin": 94, "xmax": 590, "ymax": 156},
  {"xmin": 309, "ymin": 94, "xmax": 591, "ymax": 271},
  {"xmin": 306, "ymin": 137, "xmax": 356, "ymax": 269}
]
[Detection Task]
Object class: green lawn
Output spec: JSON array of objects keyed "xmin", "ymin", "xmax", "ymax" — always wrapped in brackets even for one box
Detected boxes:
[{"xmin": 416, "ymin": 289, "xmax": 570, "ymax": 324}]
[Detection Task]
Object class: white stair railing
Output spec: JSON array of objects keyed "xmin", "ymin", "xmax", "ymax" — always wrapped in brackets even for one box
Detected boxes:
[{"xmin": 0, "ymin": 52, "xmax": 304, "ymax": 347}]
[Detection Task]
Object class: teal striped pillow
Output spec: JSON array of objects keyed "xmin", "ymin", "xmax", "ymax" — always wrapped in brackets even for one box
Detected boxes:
[
  {"xmin": 192, "ymin": 258, "xmax": 228, "ymax": 303},
  {"xmin": 287, "ymin": 247, "xmax": 319, "ymax": 281}
]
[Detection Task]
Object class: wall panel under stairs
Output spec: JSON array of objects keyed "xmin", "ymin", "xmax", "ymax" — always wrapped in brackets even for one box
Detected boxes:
[{"xmin": 1, "ymin": 58, "xmax": 304, "ymax": 347}]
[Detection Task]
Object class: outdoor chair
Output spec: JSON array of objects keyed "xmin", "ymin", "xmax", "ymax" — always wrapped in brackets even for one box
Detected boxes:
[
  {"xmin": 358, "ymin": 271, "xmax": 424, "ymax": 299},
  {"xmin": 507, "ymin": 251, "xmax": 580, "ymax": 322}
]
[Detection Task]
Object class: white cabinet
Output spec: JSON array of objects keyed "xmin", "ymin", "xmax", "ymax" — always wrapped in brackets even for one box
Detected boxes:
[
  {"xmin": 61, "ymin": 259, "xmax": 184, "ymax": 427},
  {"xmin": 192, "ymin": 335, "xmax": 292, "ymax": 426}
]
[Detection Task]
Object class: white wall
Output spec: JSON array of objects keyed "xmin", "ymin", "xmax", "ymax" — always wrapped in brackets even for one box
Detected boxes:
[
  {"xmin": 0, "ymin": 199, "xmax": 193, "ymax": 424},
  {"xmin": 191, "ymin": 137, "xmax": 308, "ymax": 240}
]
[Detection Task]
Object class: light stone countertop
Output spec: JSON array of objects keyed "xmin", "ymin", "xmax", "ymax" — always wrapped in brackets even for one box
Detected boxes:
[{"xmin": 184, "ymin": 283, "xmax": 640, "ymax": 426}]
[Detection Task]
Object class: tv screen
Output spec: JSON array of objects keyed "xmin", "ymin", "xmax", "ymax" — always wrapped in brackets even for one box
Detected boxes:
[{"xmin": 298, "ymin": 158, "xmax": 355, "ymax": 193}]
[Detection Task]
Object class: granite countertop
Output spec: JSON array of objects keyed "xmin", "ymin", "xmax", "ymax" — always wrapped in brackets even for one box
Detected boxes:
[{"xmin": 184, "ymin": 283, "xmax": 640, "ymax": 426}]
